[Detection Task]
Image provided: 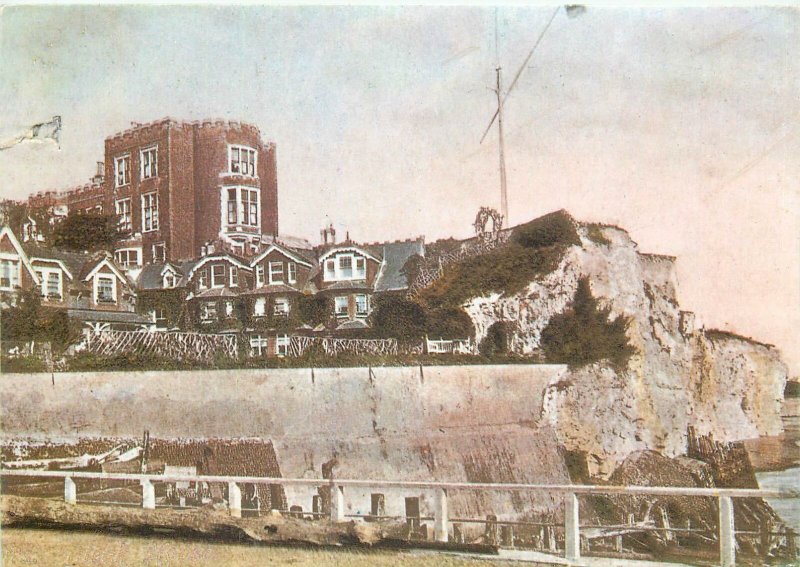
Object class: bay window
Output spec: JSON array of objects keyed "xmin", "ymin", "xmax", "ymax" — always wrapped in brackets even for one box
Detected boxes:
[{"xmin": 223, "ymin": 186, "xmax": 260, "ymax": 229}]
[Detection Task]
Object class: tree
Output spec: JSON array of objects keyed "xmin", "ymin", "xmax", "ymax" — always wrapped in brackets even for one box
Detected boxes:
[
  {"xmin": 298, "ymin": 294, "xmax": 332, "ymax": 327},
  {"xmin": 370, "ymin": 295, "xmax": 427, "ymax": 340},
  {"xmin": 425, "ymin": 306, "xmax": 474, "ymax": 339},
  {"xmin": 53, "ymin": 212, "xmax": 118, "ymax": 251},
  {"xmin": 540, "ymin": 278, "xmax": 635, "ymax": 370},
  {"xmin": 479, "ymin": 321, "xmax": 513, "ymax": 357}
]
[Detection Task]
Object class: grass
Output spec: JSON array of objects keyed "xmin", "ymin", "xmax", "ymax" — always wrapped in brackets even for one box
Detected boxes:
[{"xmin": 0, "ymin": 528, "xmax": 528, "ymax": 567}]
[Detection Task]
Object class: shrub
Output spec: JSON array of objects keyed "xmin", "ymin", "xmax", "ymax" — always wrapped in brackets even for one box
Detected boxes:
[
  {"xmin": 298, "ymin": 294, "xmax": 333, "ymax": 328},
  {"xmin": 370, "ymin": 294, "xmax": 427, "ymax": 340},
  {"xmin": 540, "ymin": 278, "xmax": 635, "ymax": 370},
  {"xmin": 52, "ymin": 212, "xmax": 118, "ymax": 251},
  {"xmin": 511, "ymin": 210, "xmax": 580, "ymax": 250},
  {"xmin": 479, "ymin": 321, "xmax": 513, "ymax": 357},
  {"xmin": 425, "ymin": 306, "xmax": 475, "ymax": 339}
]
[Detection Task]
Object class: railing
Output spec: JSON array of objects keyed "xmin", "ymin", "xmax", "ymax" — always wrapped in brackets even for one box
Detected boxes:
[{"xmin": 1, "ymin": 469, "xmax": 796, "ymax": 566}]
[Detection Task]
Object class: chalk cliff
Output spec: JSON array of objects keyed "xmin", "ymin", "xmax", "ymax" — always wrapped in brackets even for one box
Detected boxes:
[{"xmin": 464, "ymin": 220, "xmax": 787, "ymax": 477}]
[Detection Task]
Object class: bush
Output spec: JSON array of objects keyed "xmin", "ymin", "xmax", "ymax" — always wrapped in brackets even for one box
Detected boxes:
[
  {"xmin": 479, "ymin": 321, "xmax": 513, "ymax": 357},
  {"xmin": 540, "ymin": 278, "xmax": 635, "ymax": 370},
  {"xmin": 425, "ymin": 306, "xmax": 474, "ymax": 339},
  {"xmin": 298, "ymin": 294, "xmax": 332, "ymax": 328},
  {"xmin": 370, "ymin": 294, "xmax": 427, "ymax": 340},
  {"xmin": 511, "ymin": 210, "xmax": 580, "ymax": 250},
  {"xmin": 53, "ymin": 212, "xmax": 118, "ymax": 251}
]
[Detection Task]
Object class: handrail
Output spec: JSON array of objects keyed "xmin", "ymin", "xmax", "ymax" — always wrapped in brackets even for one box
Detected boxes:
[{"xmin": 1, "ymin": 468, "xmax": 796, "ymax": 499}]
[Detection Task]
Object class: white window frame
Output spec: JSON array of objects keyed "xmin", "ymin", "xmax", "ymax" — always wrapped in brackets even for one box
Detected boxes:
[
  {"xmin": 355, "ymin": 294, "xmax": 370, "ymax": 317},
  {"xmin": 198, "ymin": 269, "xmax": 208, "ymax": 289},
  {"xmin": 253, "ymin": 297, "xmax": 266, "ymax": 317},
  {"xmin": 142, "ymin": 192, "xmax": 159, "ymax": 232},
  {"xmin": 115, "ymin": 198, "xmax": 132, "ymax": 233},
  {"xmin": 140, "ymin": 146, "xmax": 158, "ymax": 180},
  {"xmin": 273, "ymin": 297, "xmax": 289, "ymax": 316},
  {"xmin": 323, "ymin": 253, "xmax": 368, "ymax": 282},
  {"xmin": 94, "ymin": 274, "xmax": 116, "ymax": 303},
  {"xmin": 0, "ymin": 257, "xmax": 21, "ymax": 291},
  {"xmin": 275, "ymin": 334, "xmax": 290, "ymax": 357},
  {"xmin": 230, "ymin": 266, "xmax": 239, "ymax": 287},
  {"xmin": 35, "ymin": 267, "xmax": 63, "ymax": 300},
  {"xmin": 255, "ymin": 264, "xmax": 265, "ymax": 287},
  {"xmin": 211, "ymin": 264, "xmax": 226, "ymax": 288},
  {"xmin": 268, "ymin": 261, "xmax": 283, "ymax": 284},
  {"xmin": 163, "ymin": 272, "xmax": 177, "ymax": 288},
  {"xmin": 115, "ymin": 155, "xmax": 130, "ymax": 187},
  {"xmin": 324, "ymin": 259, "xmax": 335, "ymax": 280},
  {"xmin": 114, "ymin": 248, "xmax": 142, "ymax": 269},
  {"xmin": 228, "ymin": 144, "xmax": 257, "ymax": 177},
  {"xmin": 200, "ymin": 301, "xmax": 217, "ymax": 322},
  {"xmin": 355, "ymin": 257, "xmax": 366, "ymax": 279},
  {"xmin": 222, "ymin": 186, "xmax": 260, "ymax": 230},
  {"xmin": 287, "ymin": 262, "xmax": 297, "ymax": 284},
  {"xmin": 334, "ymin": 295, "xmax": 349, "ymax": 317}
]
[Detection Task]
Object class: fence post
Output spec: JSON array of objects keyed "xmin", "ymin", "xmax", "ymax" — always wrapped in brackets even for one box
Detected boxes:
[
  {"xmin": 228, "ymin": 482, "xmax": 242, "ymax": 518},
  {"xmin": 64, "ymin": 477, "xmax": 76, "ymax": 505},
  {"xmin": 141, "ymin": 478, "xmax": 155, "ymax": 510},
  {"xmin": 330, "ymin": 484, "xmax": 345, "ymax": 522},
  {"xmin": 434, "ymin": 487, "xmax": 448, "ymax": 543},
  {"xmin": 565, "ymin": 492, "xmax": 580, "ymax": 561},
  {"xmin": 719, "ymin": 495, "xmax": 735, "ymax": 567}
]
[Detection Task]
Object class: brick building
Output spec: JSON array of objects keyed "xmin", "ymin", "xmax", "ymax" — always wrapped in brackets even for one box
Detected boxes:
[{"xmin": 104, "ymin": 118, "xmax": 278, "ymax": 264}]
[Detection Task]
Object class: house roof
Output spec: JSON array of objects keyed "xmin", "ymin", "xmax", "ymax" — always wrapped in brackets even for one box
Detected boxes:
[
  {"xmin": 336, "ymin": 319, "xmax": 370, "ymax": 331},
  {"xmin": 318, "ymin": 245, "xmax": 382, "ymax": 264},
  {"xmin": 193, "ymin": 287, "xmax": 240, "ymax": 299},
  {"xmin": 373, "ymin": 238, "xmax": 425, "ymax": 292},
  {"xmin": 240, "ymin": 283, "xmax": 301, "ymax": 295},
  {"xmin": 319, "ymin": 280, "xmax": 373, "ymax": 292},
  {"xmin": 188, "ymin": 252, "xmax": 251, "ymax": 278},
  {"xmin": 135, "ymin": 262, "xmax": 190, "ymax": 291},
  {"xmin": 66, "ymin": 309, "xmax": 153, "ymax": 325},
  {"xmin": 250, "ymin": 243, "xmax": 315, "ymax": 269},
  {"xmin": 23, "ymin": 245, "xmax": 89, "ymax": 282},
  {"xmin": 0, "ymin": 226, "xmax": 39, "ymax": 285}
]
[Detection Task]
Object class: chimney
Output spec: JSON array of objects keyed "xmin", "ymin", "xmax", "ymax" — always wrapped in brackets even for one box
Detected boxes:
[{"xmin": 92, "ymin": 161, "xmax": 105, "ymax": 184}]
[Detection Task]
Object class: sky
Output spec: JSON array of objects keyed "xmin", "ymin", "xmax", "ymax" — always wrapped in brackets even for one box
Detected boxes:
[{"xmin": 0, "ymin": 6, "xmax": 798, "ymax": 374}]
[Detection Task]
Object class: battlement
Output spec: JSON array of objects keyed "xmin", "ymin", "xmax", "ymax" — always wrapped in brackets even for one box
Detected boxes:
[{"xmin": 105, "ymin": 117, "xmax": 264, "ymax": 145}]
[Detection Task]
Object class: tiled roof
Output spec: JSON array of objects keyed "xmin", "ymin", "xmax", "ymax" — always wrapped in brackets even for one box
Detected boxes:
[
  {"xmin": 194, "ymin": 287, "xmax": 240, "ymax": 298},
  {"xmin": 373, "ymin": 238, "xmax": 425, "ymax": 292},
  {"xmin": 240, "ymin": 284, "xmax": 301, "ymax": 295},
  {"xmin": 66, "ymin": 309, "xmax": 152, "ymax": 325},
  {"xmin": 22, "ymin": 244, "xmax": 89, "ymax": 281}
]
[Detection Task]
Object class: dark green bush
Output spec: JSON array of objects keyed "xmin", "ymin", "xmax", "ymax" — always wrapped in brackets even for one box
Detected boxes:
[
  {"xmin": 52, "ymin": 212, "xmax": 118, "ymax": 251},
  {"xmin": 298, "ymin": 294, "xmax": 333, "ymax": 328},
  {"xmin": 425, "ymin": 306, "xmax": 475, "ymax": 339},
  {"xmin": 479, "ymin": 321, "xmax": 513, "ymax": 357},
  {"xmin": 370, "ymin": 294, "xmax": 427, "ymax": 340},
  {"xmin": 540, "ymin": 278, "xmax": 635, "ymax": 370},
  {"xmin": 511, "ymin": 210, "xmax": 580, "ymax": 250}
]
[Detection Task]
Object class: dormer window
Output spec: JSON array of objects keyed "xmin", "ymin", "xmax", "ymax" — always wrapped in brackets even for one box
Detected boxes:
[
  {"xmin": 255, "ymin": 264, "xmax": 265, "ymax": 287},
  {"xmin": 35, "ymin": 268, "xmax": 62, "ymax": 300},
  {"xmin": 211, "ymin": 265, "xmax": 226, "ymax": 288},
  {"xmin": 228, "ymin": 145, "xmax": 257, "ymax": 177},
  {"xmin": 355, "ymin": 257, "xmax": 366, "ymax": 279},
  {"xmin": 322, "ymin": 251, "xmax": 370, "ymax": 282},
  {"xmin": 325, "ymin": 259, "xmax": 335, "ymax": 280},
  {"xmin": 198, "ymin": 270, "xmax": 208, "ymax": 289},
  {"xmin": 163, "ymin": 271, "xmax": 177, "ymax": 288},
  {"xmin": 287, "ymin": 262, "xmax": 297, "ymax": 284},
  {"xmin": 95, "ymin": 275, "xmax": 116, "ymax": 303},
  {"xmin": 230, "ymin": 266, "xmax": 239, "ymax": 287},
  {"xmin": 269, "ymin": 261, "xmax": 283, "ymax": 284}
]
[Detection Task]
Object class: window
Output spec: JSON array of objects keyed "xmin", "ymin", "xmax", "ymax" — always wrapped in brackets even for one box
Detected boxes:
[
  {"xmin": 115, "ymin": 155, "xmax": 130, "ymax": 187},
  {"xmin": 200, "ymin": 301, "xmax": 217, "ymax": 322},
  {"xmin": 198, "ymin": 269, "xmax": 208, "ymax": 289},
  {"xmin": 269, "ymin": 261, "xmax": 283, "ymax": 284},
  {"xmin": 224, "ymin": 300, "xmax": 234, "ymax": 317},
  {"xmin": 95, "ymin": 275, "xmax": 115, "ymax": 303},
  {"xmin": 250, "ymin": 334, "xmax": 269, "ymax": 356},
  {"xmin": 339, "ymin": 255, "xmax": 353, "ymax": 279},
  {"xmin": 142, "ymin": 193, "xmax": 159, "ymax": 232},
  {"xmin": 152, "ymin": 308, "xmax": 167, "ymax": 326},
  {"xmin": 273, "ymin": 297, "xmax": 289, "ymax": 316},
  {"xmin": 152, "ymin": 243, "xmax": 166, "ymax": 263},
  {"xmin": 211, "ymin": 265, "xmax": 226, "ymax": 287},
  {"xmin": 115, "ymin": 198, "xmax": 132, "ymax": 233},
  {"xmin": 163, "ymin": 270, "xmax": 177, "ymax": 288},
  {"xmin": 325, "ymin": 259, "xmax": 335, "ymax": 280},
  {"xmin": 223, "ymin": 187, "xmax": 260, "ymax": 228},
  {"xmin": 227, "ymin": 188, "xmax": 237, "ymax": 224},
  {"xmin": 0, "ymin": 259, "xmax": 20, "ymax": 290},
  {"xmin": 287, "ymin": 262, "xmax": 297, "ymax": 284},
  {"xmin": 275, "ymin": 334, "xmax": 290, "ymax": 357},
  {"xmin": 230, "ymin": 266, "xmax": 239, "ymax": 287},
  {"xmin": 335, "ymin": 296, "xmax": 349, "ymax": 317},
  {"xmin": 255, "ymin": 265, "xmax": 265, "ymax": 287},
  {"xmin": 356, "ymin": 294, "xmax": 369, "ymax": 317},
  {"xmin": 355, "ymin": 257, "xmax": 366, "ymax": 279},
  {"xmin": 140, "ymin": 146, "xmax": 158, "ymax": 179},
  {"xmin": 34, "ymin": 268, "xmax": 62, "ymax": 300},
  {"xmin": 229, "ymin": 145, "xmax": 257, "ymax": 177},
  {"xmin": 253, "ymin": 297, "xmax": 266, "ymax": 317},
  {"xmin": 114, "ymin": 249, "xmax": 141, "ymax": 269}
]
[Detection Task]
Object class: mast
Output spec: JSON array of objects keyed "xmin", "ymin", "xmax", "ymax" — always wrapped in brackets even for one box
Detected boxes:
[{"xmin": 494, "ymin": 67, "xmax": 509, "ymax": 224}]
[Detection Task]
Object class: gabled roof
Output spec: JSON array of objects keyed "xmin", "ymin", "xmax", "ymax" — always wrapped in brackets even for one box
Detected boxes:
[
  {"xmin": 81, "ymin": 256, "xmax": 129, "ymax": 285},
  {"xmin": 318, "ymin": 245, "xmax": 382, "ymax": 264},
  {"xmin": 0, "ymin": 226, "xmax": 39, "ymax": 285},
  {"xmin": 135, "ymin": 262, "xmax": 190, "ymax": 291},
  {"xmin": 187, "ymin": 253, "xmax": 251, "ymax": 279},
  {"xmin": 24, "ymin": 246, "xmax": 91, "ymax": 282},
  {"xmin": 250, "ymin": 243, "xmax": 314, "ymax": 269}
]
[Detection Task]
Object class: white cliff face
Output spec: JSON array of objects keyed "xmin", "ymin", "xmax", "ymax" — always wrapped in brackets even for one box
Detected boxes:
[{"xmin": 465, "ymin": 223, "xmax": 787, "ymax": 477}]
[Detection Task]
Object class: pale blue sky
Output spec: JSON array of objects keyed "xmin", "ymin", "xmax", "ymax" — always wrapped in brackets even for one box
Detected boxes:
[{"xmin": 1, "ymin": 6, "xmax": 798, "ymax": 372}]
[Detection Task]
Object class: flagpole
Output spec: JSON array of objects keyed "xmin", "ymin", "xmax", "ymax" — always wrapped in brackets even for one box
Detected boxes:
[{"xmin": 495, "ymin": 67, "xmax": 509, "ymax": 225}]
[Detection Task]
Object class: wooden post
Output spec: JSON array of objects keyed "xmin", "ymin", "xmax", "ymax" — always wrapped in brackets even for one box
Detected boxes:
[
  {"xmin": 565, "ymin": 493, "xmax": 580, "ymax": 561},
  {"xmin": 501, "ymin": 524, "xmax": 514, "ymax": 547},
  {"xmin": 64, "ymin": 477, "xmax": 76, "ymax": 505},
  {"xmin": 141, "ymin": 479, "xmax": 155, "ymax": 510},
  {"xmin": 719, "ymin": 495, "xmax": 735, "ymax": 567},
  {"xmin": 228, "ymin": 482, "xmax": 241, "ymax": 518},
  {"xmin": 330, "ymin": 484, "xmax": 345, "ymax": 522},
  {"xmin": 434, "ymin": 488, "xmax": 448, "ymax": 543}
]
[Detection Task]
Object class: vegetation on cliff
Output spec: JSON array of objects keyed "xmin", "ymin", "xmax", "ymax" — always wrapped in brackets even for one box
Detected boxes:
[{"xmin": 541, "ymin": 278, "xmax": 635, "ymax": 370}]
